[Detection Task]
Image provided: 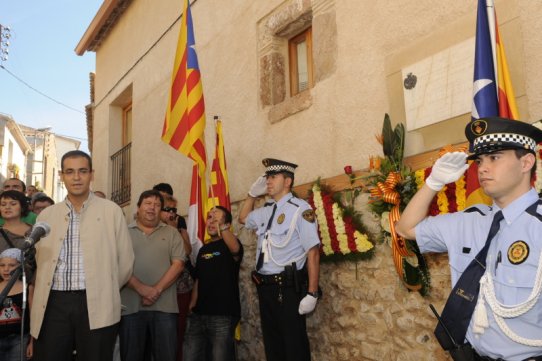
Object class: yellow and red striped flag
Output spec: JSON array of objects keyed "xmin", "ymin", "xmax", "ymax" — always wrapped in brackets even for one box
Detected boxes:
[
  {"xmin": 208, "ymin": 118, "xmax": 231, "ymax": 211},
  {"xmin": 466, "ymin": 0, "xmax": 518, "ymax": 207},
  {"xmin": 162, "ymin": 0, "xmax": 208, "ymax": 261}
]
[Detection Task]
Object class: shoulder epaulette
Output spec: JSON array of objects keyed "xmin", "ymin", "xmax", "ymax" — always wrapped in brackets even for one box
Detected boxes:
[
  {"xmin": 464, "ymin": 205, "xmax": 489, "ymax": 215},
  {"xmin": 526, "ymin": 199, "xmax": 542, "ymax": 222},
  {"xmin": 287, "ymin": 198, "xmax": 300, "ymax": 207}
]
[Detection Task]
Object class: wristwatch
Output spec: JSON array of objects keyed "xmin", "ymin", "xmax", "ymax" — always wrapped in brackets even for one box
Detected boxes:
[{"xmin": 307, "ymin": 291, "xmax": 319, "ymax": 299}]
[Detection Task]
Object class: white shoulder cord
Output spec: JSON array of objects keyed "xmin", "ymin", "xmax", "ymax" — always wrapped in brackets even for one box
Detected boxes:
[
  {"xmin": 472, "ymin": 249, "xmax": 542, "ymax": 346},
  {"xmin": 262, "ymin": 207, "xmax": 307, "ymax": 267}
]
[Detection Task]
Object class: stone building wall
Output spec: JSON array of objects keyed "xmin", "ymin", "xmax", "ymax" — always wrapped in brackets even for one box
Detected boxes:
[{"xmin": 232, "ymin": 194, "xmax": 453, "ymax": 361}]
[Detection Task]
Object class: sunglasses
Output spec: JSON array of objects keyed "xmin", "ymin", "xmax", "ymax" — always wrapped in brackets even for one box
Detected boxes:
[{"xmin": 161, "ymin": 207, "xmax": 177, "ymax": 213}]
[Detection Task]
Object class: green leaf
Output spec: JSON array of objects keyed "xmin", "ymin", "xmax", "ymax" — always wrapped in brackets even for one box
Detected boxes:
[
  {"xmin": 382, "ymin": 113, "xmax": 394, "ymax": 157},
  {"xmin": 393, "ymin": 122, "xmax": 405, "ymax": 163}
]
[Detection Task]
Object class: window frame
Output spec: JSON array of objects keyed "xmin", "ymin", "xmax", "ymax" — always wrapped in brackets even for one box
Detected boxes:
[{"xmin": 288, "ymin": 27, "xmax": 314, "ymax": 96}]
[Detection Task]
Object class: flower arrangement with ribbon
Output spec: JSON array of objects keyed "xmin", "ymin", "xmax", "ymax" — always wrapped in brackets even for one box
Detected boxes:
[
  {"xmin": 307, "ymin": 179, "xmax": 374, "ymax": 262},
  {"xmin": 366, "ymin": 114, "xmax": 430, "ymax": 294}
]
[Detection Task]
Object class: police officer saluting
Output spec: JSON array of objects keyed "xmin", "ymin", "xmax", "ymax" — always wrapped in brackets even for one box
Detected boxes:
[
  {"xmin": 239, "ymin": 158, "xmax": 320, "ymax": 361},
  {"xmin": 396, "ymin": 117, "xmax": 542, "ymax": 361}
]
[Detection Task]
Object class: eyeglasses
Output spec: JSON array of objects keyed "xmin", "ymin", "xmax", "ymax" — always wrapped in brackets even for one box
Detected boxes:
[{"xmin": 162, "ymin": 207, "xmax": 177, "ymax": 213}]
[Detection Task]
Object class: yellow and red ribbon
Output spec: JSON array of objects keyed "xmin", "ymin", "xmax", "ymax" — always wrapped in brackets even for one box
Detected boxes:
[{"xmin": 370, "ymin": 172, "xmax": 420, "ymax": 290}]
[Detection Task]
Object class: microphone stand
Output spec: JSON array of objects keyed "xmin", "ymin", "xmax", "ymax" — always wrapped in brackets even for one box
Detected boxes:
[{"xmin": 20, "ymin": 248, "xmax": 28, "ymax": 361}]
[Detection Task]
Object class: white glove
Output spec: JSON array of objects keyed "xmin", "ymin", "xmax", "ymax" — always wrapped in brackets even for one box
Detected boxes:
[
  {"xmin": 426, "ymin": 152, "xmax": 469, "ymax": 191},
  {"xmin": 298, "ymin": 294, "xmax": 318, "ymax": 315},
  {"xmin": 248, "ymin": 175, "xmax": 267, "ymax": 197}
]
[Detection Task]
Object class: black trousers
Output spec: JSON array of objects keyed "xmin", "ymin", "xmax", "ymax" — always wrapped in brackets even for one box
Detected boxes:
[
  {"xmin": 33, "ymin": 290, "xmax": 118, "ymax": 361},
  {"xmin": 256, "ymin": 284, "xmax": 311, "ymax": 361}
]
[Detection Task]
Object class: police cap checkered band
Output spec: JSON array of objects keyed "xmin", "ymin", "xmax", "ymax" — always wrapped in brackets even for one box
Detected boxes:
[
  {"xmin": 262, "ymin": 158, "xmax": 298, "ymax": 175},
  {"xmin": 465, "ymin": 116, "xmax": 542, "ymax": 158},
  {"xmin": 473, "ymin": 133, "xmax": 537, "ymax": 152}
]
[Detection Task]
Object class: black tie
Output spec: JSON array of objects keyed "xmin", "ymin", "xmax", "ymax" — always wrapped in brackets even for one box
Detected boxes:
[
  {"xmin": 434, "ymin": 210, "xmax": 504, "ymax": 350},
  {"xmin": 256, "ymin": 204, "xmax": 277, "ymax": 271}
]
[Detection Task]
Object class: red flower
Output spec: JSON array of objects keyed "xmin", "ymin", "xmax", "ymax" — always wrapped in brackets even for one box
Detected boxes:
[{"xmin": 344, "ymin": 165, "xmax": 353, "ymax": 175}]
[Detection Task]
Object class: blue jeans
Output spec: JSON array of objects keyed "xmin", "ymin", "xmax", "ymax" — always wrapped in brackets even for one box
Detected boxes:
[
  {"xmin": 183, "ymin": 313, "xmax": 238, "ymax": 361},
  {"xmin": 119, "ymin": 311, "xmax": 178, "ymax": 361},
  {"xmin": 0, "ymin": 334, "xmax": 29, "ymax": 361}
]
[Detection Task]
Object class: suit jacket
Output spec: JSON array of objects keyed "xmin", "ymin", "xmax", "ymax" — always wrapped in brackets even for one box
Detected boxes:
[{"xmin": 30, "ymin": 194, "xmax": 134, "ymax": 337}]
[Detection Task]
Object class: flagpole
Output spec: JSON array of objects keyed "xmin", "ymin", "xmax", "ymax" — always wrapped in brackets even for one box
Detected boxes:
[
  {"xmin": 485, "ymin": 0, "xmax": 498, "ymax": 99},
  {"xmin": 207, "ymin": 115, "xmax": 220, "ymax": 235}
]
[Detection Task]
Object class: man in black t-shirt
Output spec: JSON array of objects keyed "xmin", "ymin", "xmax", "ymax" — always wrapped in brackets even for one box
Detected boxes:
[{"xmin": 183, "ymin": 206, "xmax": 243, "ymax": 361}]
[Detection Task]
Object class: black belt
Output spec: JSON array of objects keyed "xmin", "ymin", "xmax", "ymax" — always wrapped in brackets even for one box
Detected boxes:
[
  {"xmin": 251, "ymin": 271, "xmax": 292, "ymax": 286},
  {"xmin": 51, "ymin": 289, "xmax": 86, "ymax": 294}
]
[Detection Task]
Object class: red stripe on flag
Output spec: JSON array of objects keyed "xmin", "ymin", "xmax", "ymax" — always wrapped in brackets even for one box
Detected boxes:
[
  {"xmin": 170, "ymin": 51, "xmax": 188, "ymax": 109},
  {"xmin": 168, "ymin": 112, "xmax": 189, "ymax": 149}
]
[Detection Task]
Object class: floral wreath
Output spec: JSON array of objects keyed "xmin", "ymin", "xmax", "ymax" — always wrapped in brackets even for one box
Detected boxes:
[{"xmin": 307, "ymin": 180, "xmax": 375, "ymax": 262}]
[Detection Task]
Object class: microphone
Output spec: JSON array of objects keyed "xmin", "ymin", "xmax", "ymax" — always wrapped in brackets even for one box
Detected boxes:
[{"xmin": 24, "ymin": 222, "xmax": 51, "ymax": 248}]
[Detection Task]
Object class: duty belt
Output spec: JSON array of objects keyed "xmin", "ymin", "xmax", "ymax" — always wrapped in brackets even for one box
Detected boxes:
[{"xmin": 251, "ymin": 271, "xmax": 294, "ymax": 287}]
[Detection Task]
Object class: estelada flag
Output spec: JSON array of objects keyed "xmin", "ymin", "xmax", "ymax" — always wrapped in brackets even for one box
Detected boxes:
[
  {"xmin": 162, "ymin": 0, "xmax": 208, "ymax": 262},
  {"xmin": 208, "ymin": 118, "xmax": 231, "ymax": 211},
  {"xmin": 466, "ymin": 0, "xmax": 519, "ymax": 207}
]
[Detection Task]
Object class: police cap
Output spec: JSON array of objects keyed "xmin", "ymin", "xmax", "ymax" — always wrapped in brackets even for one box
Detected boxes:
[
  {"xmin": 465, "ymin": 116, "xmax": 542, "ymax": 160},
  {"xmin": 262, "ymin": 158, "xmax": 297, "ymax": 176}
]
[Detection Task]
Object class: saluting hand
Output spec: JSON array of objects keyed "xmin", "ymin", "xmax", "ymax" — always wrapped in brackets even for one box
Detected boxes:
[
  {"xmin": 426, "ymin": 152, "xmax": 469, "ymax": 191},
  {"xmin": 248, "ymin": 175, "xmax": 267, "ymax": 197}
]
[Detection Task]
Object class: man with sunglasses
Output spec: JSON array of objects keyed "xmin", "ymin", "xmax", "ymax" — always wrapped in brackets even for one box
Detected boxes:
[{"xmin": 31, "ymin": 150, "xmax": 134, "ymax": 361}]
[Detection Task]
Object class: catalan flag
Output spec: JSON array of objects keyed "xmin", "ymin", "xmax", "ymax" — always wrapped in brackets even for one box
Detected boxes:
[
  {"xmin": 466, "ymin": 0, "xmax": 518, "ymax": 206},
  {"xmin": 162, "ymin": 0, "xmax": 208, "ymax": 262},
  {"xmin": 208, "ymin": 118, "xmax": 231, "ymax": 211}
]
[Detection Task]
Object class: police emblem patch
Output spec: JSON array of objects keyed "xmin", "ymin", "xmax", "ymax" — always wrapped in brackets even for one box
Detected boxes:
[
  {"xmin": 277, "ymin": 213, "xmax": 285, "ymax": 224},
  {"xmin": 471, "ymin": 119, "xmax": 488, "ymax": 135},
  {"xmin": 507, "ymin": 241, "xmax": 529, "ymax": 265},
  {"xmin": 302, "ymin": 209, "xmax": 315, "ymax": 223}
]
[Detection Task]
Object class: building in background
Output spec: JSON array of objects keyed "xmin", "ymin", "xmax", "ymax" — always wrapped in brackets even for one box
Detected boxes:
[
  {"xmin": 0, "ymin": 115, "xmax": 81, "ymax": 202},
  {"xmin": 20, "ymin": 125, "xmax": 81, "ymax": 202},
  {"xmin": 0, "ymin": 113, "xmax": 32, "ymax": 185}
]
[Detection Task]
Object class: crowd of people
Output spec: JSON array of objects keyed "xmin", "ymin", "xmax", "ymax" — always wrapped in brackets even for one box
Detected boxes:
[
  {"xmin": 6, "ymin": 116, "xmax": 541, "ymax": 361},
  {"xmin": 0, "ymin": 150, "xmax": 320, "ymax": 361}
]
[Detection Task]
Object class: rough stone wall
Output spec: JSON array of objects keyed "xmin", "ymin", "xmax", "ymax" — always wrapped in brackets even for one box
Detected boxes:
[{"xmin": 231, "ymin": 194, "xmax": 453, "ymax": 361}]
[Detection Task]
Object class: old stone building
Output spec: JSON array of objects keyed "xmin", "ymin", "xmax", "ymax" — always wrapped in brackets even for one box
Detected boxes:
[{"xmin": 76, "ymin": 0, "xmax": 542, "ymax": 359}]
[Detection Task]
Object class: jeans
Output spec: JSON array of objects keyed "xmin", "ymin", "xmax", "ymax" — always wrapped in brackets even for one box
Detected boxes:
[
  {"xmin": 119, "ymin": 311, "xmax": 178, "ymax": 361},
  {"xmin": 183, "ymin": 313, "xmax": 238, "ymax": 361},
  {"xmin": 0, "ymin": 333, "xmax": 29, "ymax": 361}
]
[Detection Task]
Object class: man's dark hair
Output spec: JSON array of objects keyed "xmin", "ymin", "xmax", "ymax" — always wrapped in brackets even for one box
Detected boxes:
[
  {"xmin": 282, "ymin": 172, "xmax": 295, "ymax": 188},
  {"xmin": 5, "ymin": 178, "xmax": 26, "ymax": 192},
  {"xmin": 514, "ymin": 149, "xmax": 537, "ymax": 177},
  {"xmin": 152, "ymin": 183, "xmax": 174, "ymax": 196},
  {"xmin": 32, "ymin": 195, "xmax": 55, "ymax": 207},
  {"xmin": 0, "ymin": 190, "xmax": 30, "ymax": 217},
  {"xmin": 137, "ymin": 189, "xmax": 164, "ymax": 208},
  {"xmin": 61, "ymin": 150, "xmax": 92, "ymax": 171},
  {"xmin": 214, "ymin": 205, "xmax": 233, "ymax": 225}
]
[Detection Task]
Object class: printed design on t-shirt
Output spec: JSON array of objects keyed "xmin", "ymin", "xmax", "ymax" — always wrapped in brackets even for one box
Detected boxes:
[
  {"xmin": 507, "ymin": 240, "xmax": 529, "ymax": 265},
  {"xmin": 201, "ymin": 251, "xmax": 221, "ymax": 260},
  {"xmin": 0, "ymin": 297, "xmax": 22, "ymax": 324}
]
